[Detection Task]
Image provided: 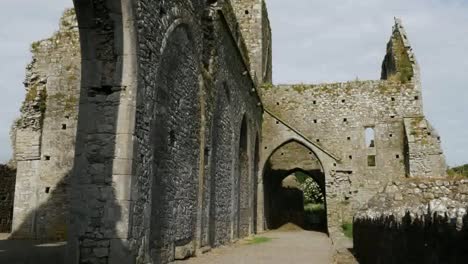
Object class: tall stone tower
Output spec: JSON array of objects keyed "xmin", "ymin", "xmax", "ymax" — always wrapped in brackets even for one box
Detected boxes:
[{"xmin": 230, "ymin": 0, "xmax": 272, "ymax": 84}]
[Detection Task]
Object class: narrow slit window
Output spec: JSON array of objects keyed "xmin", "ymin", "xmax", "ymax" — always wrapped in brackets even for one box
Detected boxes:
[
  {"xmin": 367, "ymin": 155, "xmax": 376, "ymax": 167},
  {"xmin": 365, "ymin": 127, "xmax": 375, "ymax": 148}
]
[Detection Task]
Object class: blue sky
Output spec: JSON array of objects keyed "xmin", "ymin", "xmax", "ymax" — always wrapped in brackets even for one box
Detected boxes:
[{"xmin": 0, "ymin": 0, "xmax": 467, "ymax": 166}]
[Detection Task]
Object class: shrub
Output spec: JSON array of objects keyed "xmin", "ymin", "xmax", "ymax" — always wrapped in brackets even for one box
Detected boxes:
[{"xmin": 341, "ymin": 222, "xmax": 353, "ymax": 239}]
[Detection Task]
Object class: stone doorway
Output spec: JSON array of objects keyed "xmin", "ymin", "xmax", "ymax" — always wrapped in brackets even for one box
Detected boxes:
[{"xmin": 262, "ymin": 140, "xmax": 328, "ymax": 233}]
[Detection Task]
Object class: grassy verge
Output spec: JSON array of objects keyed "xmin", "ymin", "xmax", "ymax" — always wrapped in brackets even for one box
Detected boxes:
[
  {"xmin": 341, "ymin": 222, "xmax": 353, "ymax": 239},
  {"xmin": 246, "ymin": 236, "xmax": 272, "ymax": 245}
]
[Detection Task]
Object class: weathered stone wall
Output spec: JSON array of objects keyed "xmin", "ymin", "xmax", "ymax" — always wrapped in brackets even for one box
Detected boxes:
[
  {"xmin": 128, "ymin": 1, "xmax": 263, "ymax": 262},
  {"xmin": 6, "ymin": 1, "xmax": 265, "ymax": 263},
  {"xmin": 231, "ymin": 0, "xmax": 272, "ymax": 84},
  {"xmin": 404, "ymin": 117, "xmax": 446, "ymax": 178},
  {"xmin": 0, "ymin": 165, "xmax": 16, "ymax": 232},
  {"xmin": 11, "ymin": 9, "xmax": 80, "ymax": 240},
  {"xmin": 261, "ymin": 80, "xmax": 421, "ymax": 230},
  {"xmin": 354, "ymin": 179, "xmax": 468, "ymax": 263},
  {"xmin": 259, "ymin": 18, "xmax": 447, "ymax": 239}
]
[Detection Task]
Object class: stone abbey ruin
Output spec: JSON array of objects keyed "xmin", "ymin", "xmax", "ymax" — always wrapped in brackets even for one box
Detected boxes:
[{"xmin": 0, "ymin": 1, "xmax": 466, "ymax": 263}]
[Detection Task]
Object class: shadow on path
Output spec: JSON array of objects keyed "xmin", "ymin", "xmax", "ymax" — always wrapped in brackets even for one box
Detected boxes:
[{"xmin": 0, "ymin": 239, "xmax": 65, "ymax": 264}]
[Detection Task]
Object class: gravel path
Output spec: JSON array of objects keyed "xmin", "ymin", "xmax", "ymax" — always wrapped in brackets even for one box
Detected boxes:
[{"xmin": 175, "ymin": 229, "xmax": 334, "ymax": 264}]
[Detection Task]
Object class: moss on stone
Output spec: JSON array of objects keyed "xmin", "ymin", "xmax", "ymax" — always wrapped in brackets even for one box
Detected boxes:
[
  {"xmin": 31, "ymin": 41, "xmax": 41, "ymax": 52},
  {"xmin": 392, "ymin": 33, "xmax": 414, "ymax": 84},
  {"xmin": 49, "ymin": 93, "xmax": 78, "ymax": 113},
  {"xmin": 261, "ymin": 83, "xmax": 273, "ymax": 91},
  {"xmin": 38, "ymin": 89, "xmax": 47, "ymax": 114},
  {"xmin": 25, "ymin": 84, "xmax": 38, "ymax": 102},
  {"xmin": 292, "ymin": 84, "xmax": 307, "ymax": 94}
]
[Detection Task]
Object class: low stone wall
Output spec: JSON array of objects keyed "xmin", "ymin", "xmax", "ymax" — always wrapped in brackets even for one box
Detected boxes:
[
  {"xmin": 0, "ymin": 164, "xmax": 16, "ymax": 233},
  {"xmin": 354, "ymin": 179, "xmax": 468, "ymax": 264}
]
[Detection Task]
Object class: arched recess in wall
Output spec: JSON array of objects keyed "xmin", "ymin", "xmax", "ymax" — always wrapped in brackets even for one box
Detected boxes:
[
  {"xmin": 207, "ymin": 81, "xmax": 234, "ymax": 247},
  {"xmin": 149, "ymin": 22, "xmax": 201, "ymax": 262},
  {"xmin": 252, "ymin": 134, "xmax": 260, "ymax": 234},
  {"xmin": 234, "ymin": 114, "xmax": 250, "ymax": 239},
  {"xmin": 261, "ymin": 139, "xmax": 328, "ymax": 233}
]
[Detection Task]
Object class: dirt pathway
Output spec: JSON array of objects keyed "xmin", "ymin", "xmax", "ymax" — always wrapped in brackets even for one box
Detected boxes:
[{"xmin": 175, "ymin": 229, "xmax": 334, "ymax": 264}]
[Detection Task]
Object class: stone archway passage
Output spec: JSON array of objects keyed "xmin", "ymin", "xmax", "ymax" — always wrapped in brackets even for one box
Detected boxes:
[{"xmin": 262, "ymin": 140, "xmax": 328, "ymax": 233}]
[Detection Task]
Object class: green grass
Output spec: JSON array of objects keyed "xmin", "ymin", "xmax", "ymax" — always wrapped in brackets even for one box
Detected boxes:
[
  {"xmin": 341, "ymin": 222, "xmax": 353, "ymax": 239},
  {"xmin": 247, "ymin": 236, "xmax": 272, "ymax": 245},
  {"xmin": 304, "ymin": 203, "xmax": 325, "ymax": 213}
]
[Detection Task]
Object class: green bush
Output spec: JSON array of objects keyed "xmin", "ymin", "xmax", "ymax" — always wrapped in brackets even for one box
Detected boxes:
[
  {"xmin": 448, "ymin": 164, "xmax": 468, "ymax": 178},
  {"xmin": 341, "ymin": 222, "xmax": 353, "ymax": 239},
  {"xmin": 300, "ymin": 177, "xmax": 324, "ymax": 204}
]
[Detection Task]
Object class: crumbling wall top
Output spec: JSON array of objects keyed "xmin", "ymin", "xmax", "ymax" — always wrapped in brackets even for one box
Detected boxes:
[{"xmin": 381, "ymin": 18, "xmax": 421, "ymax": 86}]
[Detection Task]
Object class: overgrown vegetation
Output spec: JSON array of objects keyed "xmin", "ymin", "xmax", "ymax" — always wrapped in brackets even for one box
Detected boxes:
[
  {"xmin": 261, "ymin": 83, "xmax": 273, "ymax": 91},
  {"xmin": 296, "ymin": 171, "xmax": 324, "ymax": 204},
  {"xmin": 304, "ymin": 203, "xmax": 325, "ymax": 213},
  {"xmin": 392, "ymin": 33, "xmax": 414, "ymax": 83},
  {"xmin": 341, "ymin": 222, "xmax": 353, "ymax": 239},
  {"xmin": 447, "ymin": 164, "xmax": 468, "ymax": 178}
]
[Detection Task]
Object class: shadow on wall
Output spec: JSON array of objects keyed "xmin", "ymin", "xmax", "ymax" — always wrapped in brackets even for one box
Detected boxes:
[
  {"xmin": 0, "ymin": 178, "xmax": 68, "ymax": 264},
  {"xmin": 354, "ymin": 212, "xmax": 468, "ymax": 264},
  {"xmin": 0, "ymin": 165, "xmax": 16, "ymax": 233},
  {"xmin": 1, "ymin": 1, "xmax": 129, "ymax": 263},
  {"xmin": 0, "ymin": 175, "xmax": 125, "ymax": 264}
]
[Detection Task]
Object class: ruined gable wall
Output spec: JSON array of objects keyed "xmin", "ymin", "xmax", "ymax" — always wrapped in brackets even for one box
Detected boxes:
[
  {"xmin": 11, "ymin": 9, "xmax": 80, "ymax": 240},
  {"xmin": 262, "ymin": 80, "xmax": 421, "ymax": 179},
  {"xmin": 261, "ymin": 80, "xmax": 424, "ymax": 227}
]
